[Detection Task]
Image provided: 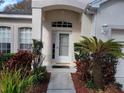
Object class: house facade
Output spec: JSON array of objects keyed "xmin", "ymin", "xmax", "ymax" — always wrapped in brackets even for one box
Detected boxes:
[
  {"xmin": 85, "ymin": 0, "xmax": 124, "ymax": 89},
  {"xmin": 85, "ymin": 0, "xmax": 124, "ymax": 79},
  {"xmin": 0, "ymin": 15, "xmax": 32, "ymax": 53},
  {"xmin": 32, "ymin": 0, "xmax": 90, "ymax": 65},
  {"xmin": 0, "ymin": 0, "xmax": 124, "ymax": 88}
]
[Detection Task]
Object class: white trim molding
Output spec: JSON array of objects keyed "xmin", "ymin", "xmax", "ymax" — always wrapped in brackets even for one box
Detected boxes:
[{"xmin": 0, "ymin": 14, "xmax": 32, "ymax": 19}]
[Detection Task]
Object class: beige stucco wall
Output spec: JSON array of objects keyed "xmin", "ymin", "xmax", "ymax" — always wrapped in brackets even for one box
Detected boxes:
[
  {"xmin": 0, "ymin": 9, "xmax": 84, "ymax": 66},
  {"xmin": 0, "ymin": 18, "xmax": 32, "ymax": 53},
  {"xmin": 42, "ymin": 9, "xmax": 82, "ymax": 65},
  {"xmin": 81, "ymin": 13, "xmax": 92, "ymax": 37}
]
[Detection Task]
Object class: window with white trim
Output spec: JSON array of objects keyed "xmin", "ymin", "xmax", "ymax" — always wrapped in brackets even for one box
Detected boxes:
[
  {"xmin": 52, "ymin": 21, "xmax": 72, "ymax": 28},
  {"xmin": 0, "ymin": 26, "xmax": 11, "ymax": 53},
  {"xmin": 19, "ymin": 27, "xmax": 32, "ymax": 50}
]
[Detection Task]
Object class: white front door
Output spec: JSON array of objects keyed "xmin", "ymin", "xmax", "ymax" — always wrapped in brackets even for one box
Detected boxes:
[{"xmin": 52, "ymin": 31, "xmax": 71, "ymax": 63}]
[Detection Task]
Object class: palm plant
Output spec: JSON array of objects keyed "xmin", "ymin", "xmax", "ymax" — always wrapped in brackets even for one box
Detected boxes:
[
  {"xmin": 74, "ymin": 36, "xmax": 124, "ymax": 89},
  {"xmin": 75, "ymin": 36, "xmax": 124, "ymax": 58}
]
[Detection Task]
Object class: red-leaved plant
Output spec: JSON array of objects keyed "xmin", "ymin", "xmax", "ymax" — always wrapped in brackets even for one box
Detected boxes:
[
  {"xmin": 75, "ymin": 61, "xmax": 91, "ymax": 85},
  {"xmin": 5, "ymin": 51, "xmax": 34, "ymax": 76}
]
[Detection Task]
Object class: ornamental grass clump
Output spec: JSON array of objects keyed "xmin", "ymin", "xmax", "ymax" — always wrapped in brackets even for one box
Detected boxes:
[
  {"xmin": 74, "ymin": 36, "xmax": 124, "ymax": 89},
  {"xmin": 0, "ymin": 68, "xmax": 33, "ymax": 93}
]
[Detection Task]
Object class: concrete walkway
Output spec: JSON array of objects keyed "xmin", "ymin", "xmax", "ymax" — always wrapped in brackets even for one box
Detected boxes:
[{"xmin": 47, "ymin": 72, "xmax": 76, "ymax": 93}]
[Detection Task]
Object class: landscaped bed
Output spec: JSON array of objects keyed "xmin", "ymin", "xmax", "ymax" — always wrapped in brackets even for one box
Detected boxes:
[
  {"xmin": 0, "ymin": 40, "xmax": 51, "ymax": 93},
  {"xmin": 0, "ymin": 71, "xmax": 50, "ymax": 93},
  {"xmin": 71, "ymin": 73, "xmax": 124, "ymax": 93},
  {"xmin": 26, "ymin": 73, "xmax": 51, "ymax": 93},
  {"xmin": 0, "ymin": 51, "xmax": 50, "ymax": 93},
  {"xmin": 73, "ymin": 36, "xmax": 124, "ymax": 93}
]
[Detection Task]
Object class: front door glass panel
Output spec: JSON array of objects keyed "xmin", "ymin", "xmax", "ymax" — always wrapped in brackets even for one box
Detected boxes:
[{"xmin": 59, "ymin": 34, "xmax": 69, "ymax": 56}]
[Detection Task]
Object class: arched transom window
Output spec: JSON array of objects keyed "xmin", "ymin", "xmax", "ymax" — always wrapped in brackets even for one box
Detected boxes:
[
  {"xmin": 52, "ymin": 21, "xmax": 72, "ymax": 28},
  {"xmin": 0, "ymin": 26, "xmax": 11, "ymax": 53},
  {"xmin": 19, "ymin": 27, "xmax": 32, "ymax": 50}
]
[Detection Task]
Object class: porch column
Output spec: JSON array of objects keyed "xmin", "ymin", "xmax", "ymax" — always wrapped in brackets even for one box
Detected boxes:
[
  {"xmin": 81, "ymin": 13, "xmax": 92, "ymax": 37},
  {"xmin": 32, "ymin": 8, "xmax": 43, "ymax": 40}
]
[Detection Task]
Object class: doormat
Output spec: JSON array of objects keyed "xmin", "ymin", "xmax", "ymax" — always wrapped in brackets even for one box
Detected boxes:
[{"xmin": 52, "ymin": 65, "xmax": 70, "ymax": 68}]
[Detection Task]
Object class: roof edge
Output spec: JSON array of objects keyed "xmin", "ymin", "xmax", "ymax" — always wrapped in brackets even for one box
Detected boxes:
[
  {"xmin": 89, "ymin": 0, "xmax": 109, "ymax": 8},
  {"xmin": 0, "ymin": 14, "xmax": 32, "ymax": 19},
  {"xmin": 85, "ymin": 0, "xmax": 109, "ymax": 15}
]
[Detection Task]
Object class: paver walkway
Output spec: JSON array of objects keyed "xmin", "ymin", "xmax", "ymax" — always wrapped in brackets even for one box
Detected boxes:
[{"xmin": 47, "ymin": 72, "xmax": 76, "ymax": 93}]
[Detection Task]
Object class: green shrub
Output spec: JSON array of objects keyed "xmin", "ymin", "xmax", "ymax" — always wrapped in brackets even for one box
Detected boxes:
[
  {"xmin": 86, "ymin": 80, "xmax": 99, "ymax": 89},
  {"xmin": 74, "ymin": 51, "xmax": 90, "ymax": 62},
  {"xmin": 0, "ymin": 53, "xmax": 15, "ymax": 70},
  {"xmin": 0, "ymin": 68, "xmax": 33, "ymax": 93},
  {"xmin": 32, "ymin": 66, "xmax": 48, "ymax": 84},
  {"xmin": 114, "ymin": 82, "xmax": 123, "ymax": 89},
  {"xmin": 0, "ymin": 53, "xmax": 15, "ymax": 62}
]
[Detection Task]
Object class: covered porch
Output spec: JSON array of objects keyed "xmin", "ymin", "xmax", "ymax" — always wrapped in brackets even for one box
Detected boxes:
[{"xmin": 32, "ymin": 0, "xmax": 92, "ymax": 66}]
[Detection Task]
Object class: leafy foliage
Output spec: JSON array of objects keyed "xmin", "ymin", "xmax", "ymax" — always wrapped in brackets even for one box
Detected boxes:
[
  {"xmin": 75, "ymin": 51, "xmax": 90, "ymax": 62},
  {"xmin": 3, "ymin": 0, "xmax": 31, "ymax": 14},
  {"xmin": 75, "ymin": 36, "xmax": 124, "ymax": 59},
  {"xmin": 32, "ymin": 39, "xmax": 43, "ymax": 56},
  {"xmin": 0, "ymin": 53, "xmax": 15, "ymax": 70},
  {"xmin": 0, "ymin": 53, "xmax": 15, "ymax": 62},
  {"xmin": 32, "ymin": 39, "xmax": 44, "ymax": 70},
  {"xmin": 75, "ymin": 61, "xmax": 91, "ymax": 84},
  {"xmin": 32, "ymin": 66, "xmax": 48, "ymax": 85},
  {"xmin": 74, "ymin": 36, "xmax": 124, "ymax": 89},
  {"xmin": 101, "ymin": 54, "xmax": 118, "ymax": 85},
  {"xmin": 86, "ymin": 80, "xmax": 99, "ymax": 89},
  {"xmin": 0, "ymin": 68, "xmax": 33, "ymax": 93},
  {"xmin": 5, "ymin": 51, "xmax": 34, "ymax": 76}
]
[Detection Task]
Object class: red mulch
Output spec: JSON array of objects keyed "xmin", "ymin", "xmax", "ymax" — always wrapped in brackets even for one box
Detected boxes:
[
  {"xmin": 26, "ymin": 73, "xmax": 51, "ymax": 93},
  {"xmin": 71, "ymin": 73, "xmax": 124, "ymax": 93}
]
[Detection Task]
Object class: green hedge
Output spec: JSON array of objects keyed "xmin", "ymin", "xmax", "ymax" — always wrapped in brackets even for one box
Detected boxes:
[
  {"xmin": 0, "ymin": 53, "xmax": 15, "ymax": 62},
  {"xmin": 0, "ymin": 53, "xmax": 15, "ymax": 69}
]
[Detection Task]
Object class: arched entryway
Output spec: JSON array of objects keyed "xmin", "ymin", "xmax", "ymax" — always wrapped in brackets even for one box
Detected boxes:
[{"xmin": 32, "ymin": 0, "xmax": 87, "ymax": 65}]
